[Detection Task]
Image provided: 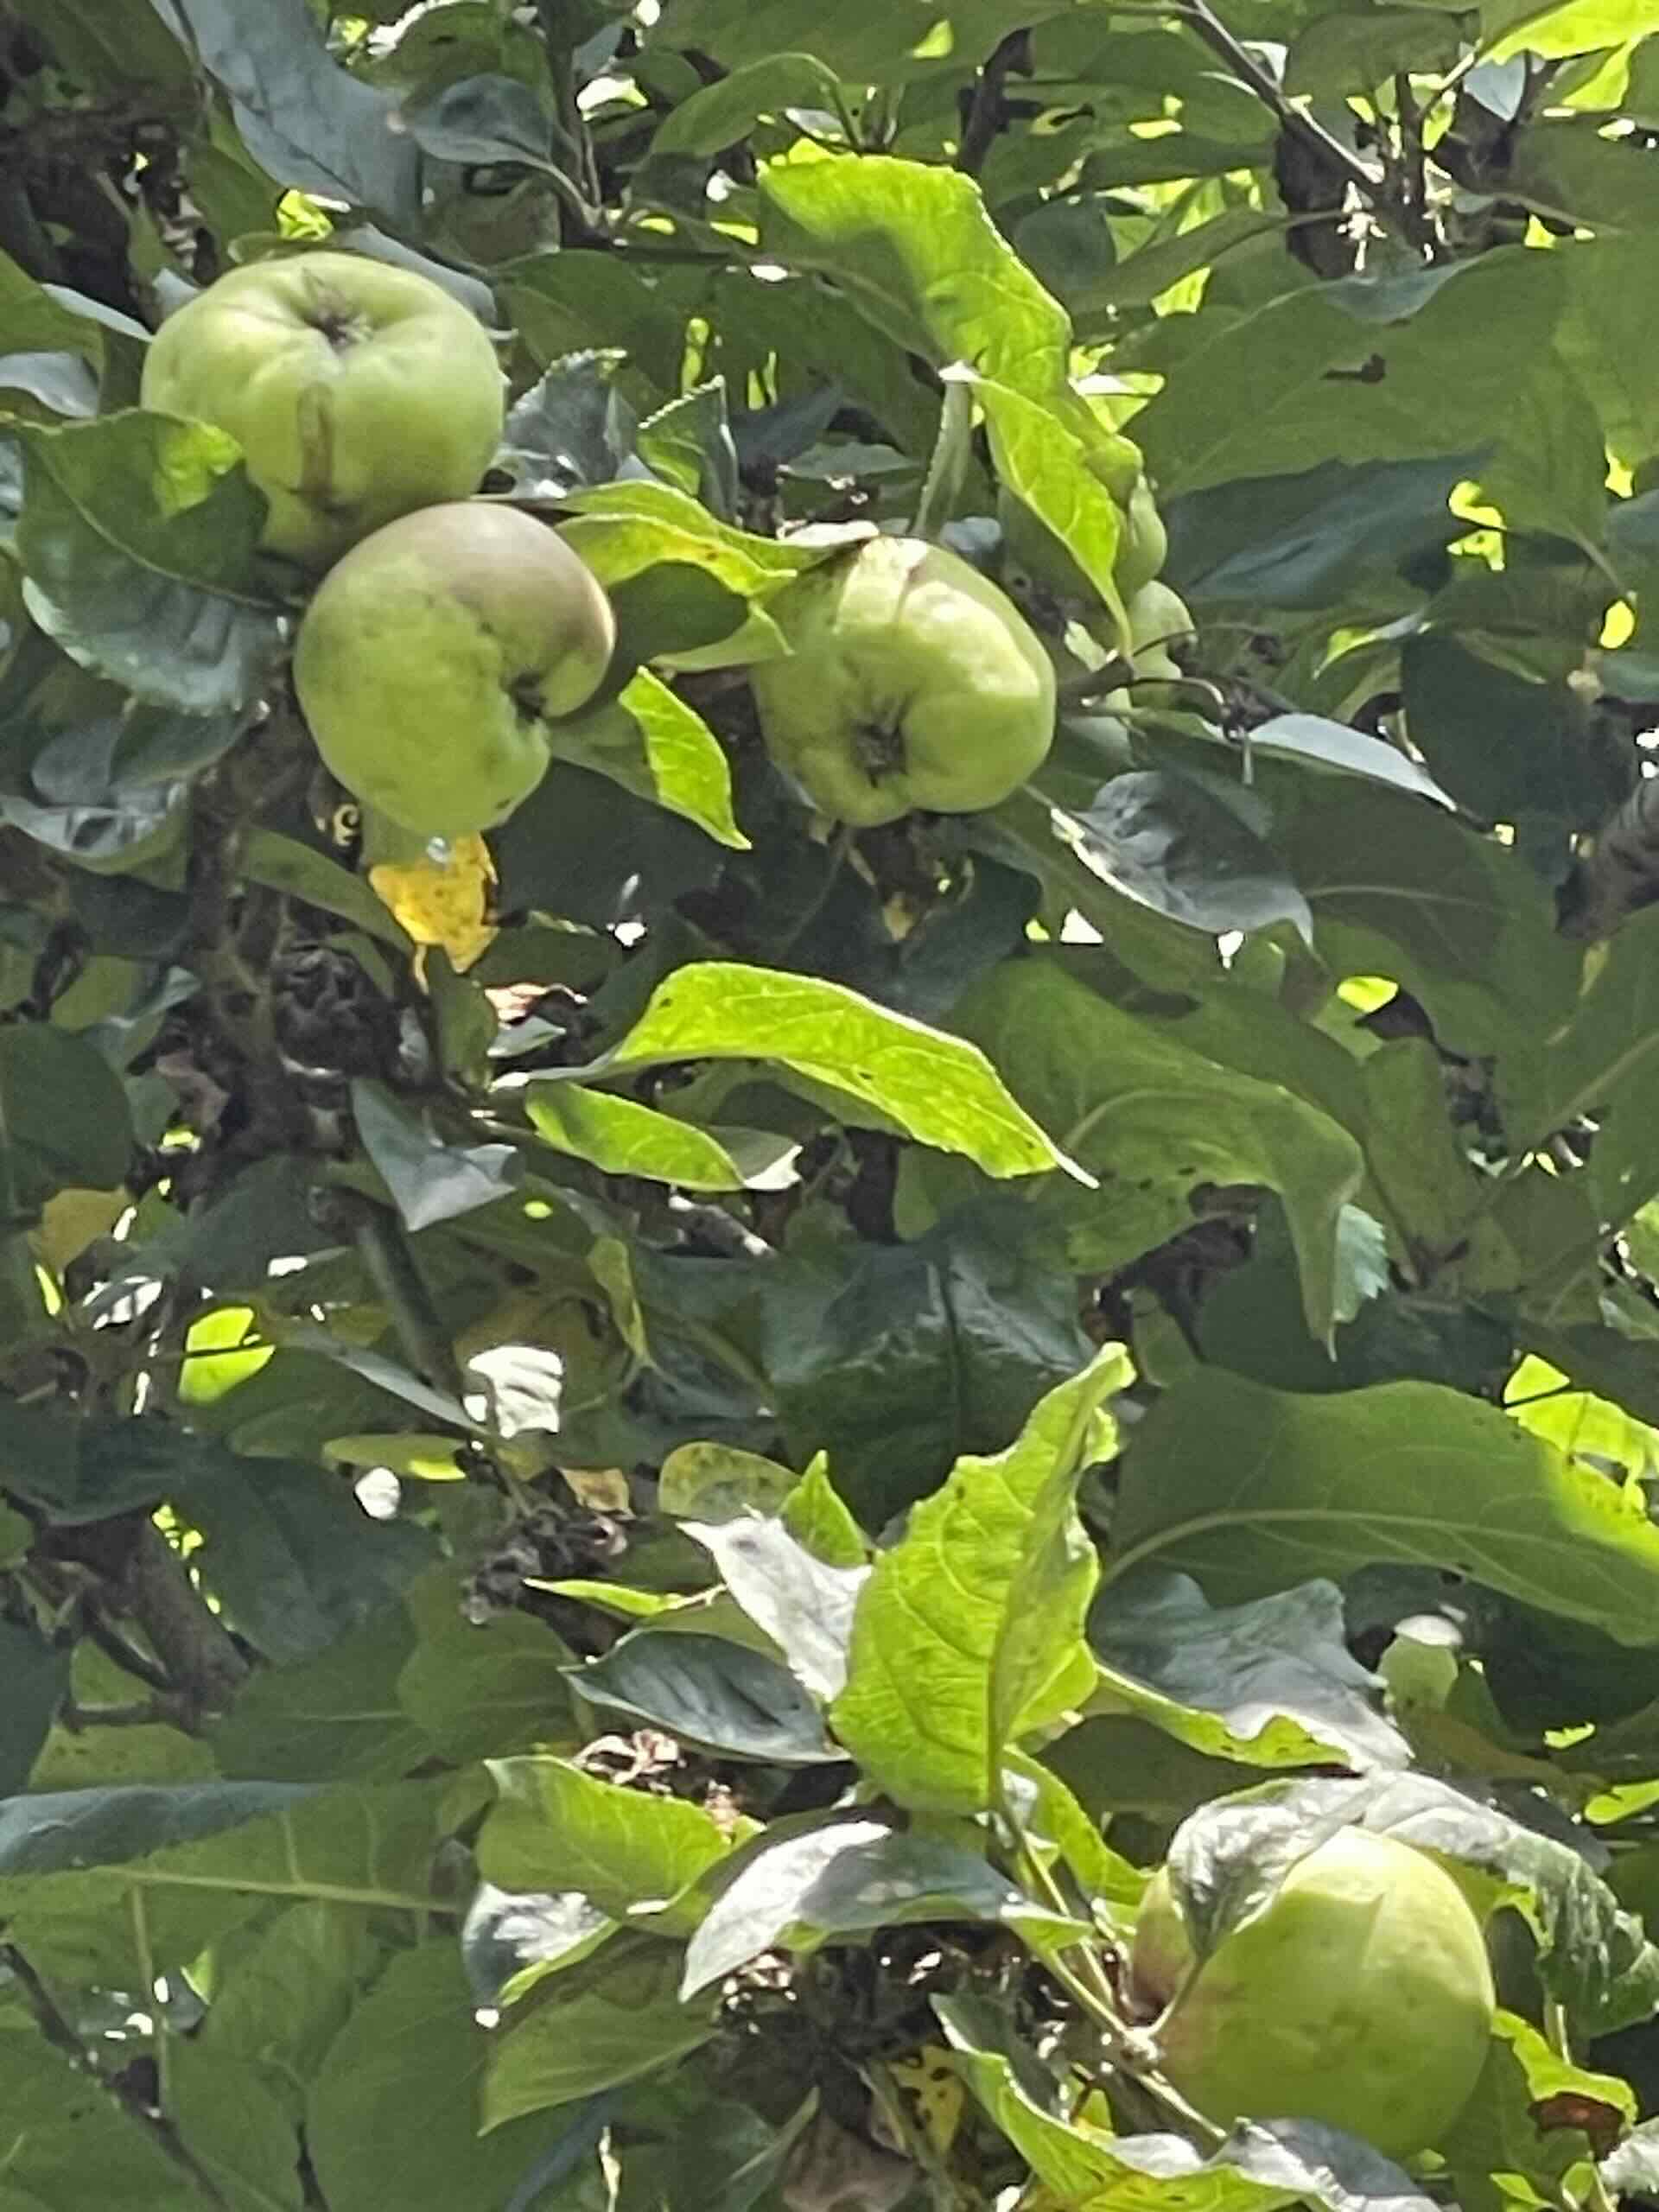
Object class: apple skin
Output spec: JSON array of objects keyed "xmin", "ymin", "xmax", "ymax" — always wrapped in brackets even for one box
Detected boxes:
[
  {"xmin": 750, "ymin": 536, "xmax": 1055, "ymax": 828},
  {"xmin": 1125, "ymin": 579, "xmax": 1192, "ymax": 681},
  {"xmin": 141, "ymin": 251, "xmax": 505, "ymax": 570},
  {"xmin": 1132, "ymin": 1826, "xmax": 1495, "ymax": 2159},
  {"xmin": 292, "ymin": 501, "xmax": 615, "ymax": 842},
  {"xmin": 1115, "ymin": 476, "xmax": 1168, "ymax": 597}
]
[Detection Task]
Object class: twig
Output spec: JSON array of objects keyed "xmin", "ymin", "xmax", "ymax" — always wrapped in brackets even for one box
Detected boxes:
[
  {"xmin": 2, "ymin": 1943, "xmax": 90, "ymax": 2069},
  {"xmin": 64, "ymin": 1697, "xmax": 192, "ymax": 1730},
  {"xmin": 957, "ymin": 29, "xmax": 1028, "ymax": 175},
  {"xmin": 118, "ymin": 1525, "xmax": 249, "ymax": 1719},
  {"xmin": 341, "ymin": 1192, "xmax": 467, "ymax": 1400},
  {"xmin": 1391, "ymin": 73, "xmax": 1436, "ymax": 256},
  {"xmin": 80, "ymin": 1600, "xmax": 177, "ymax": 1697},
  {"xmin": 2, "ymin": 1942, "xmax": 226, "ymax": 2206},
  {"xmin": 1169, "ymin": 0, "xmax": 1381, "ymax": 199}
]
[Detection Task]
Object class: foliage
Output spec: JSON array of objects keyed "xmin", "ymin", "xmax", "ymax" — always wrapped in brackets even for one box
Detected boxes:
[{"xmin": 8, "ymin": 0, "xmax": 1659, "ymax": 2207}]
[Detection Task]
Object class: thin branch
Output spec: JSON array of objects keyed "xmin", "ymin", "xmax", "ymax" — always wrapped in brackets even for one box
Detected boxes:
[
  {"xmin": 2, "ymin": 1943, "xmax": 90, "ymax": 2069},
  {"xmin": 80, "ymin": 1601, "xmax": 177, "ymax": 1697},
  {"xmin": 1169, "ymin": 0, "xmax": 1382, "ymax": 200},
  {"xmin": 957, "ymin": 29, "xmax": 1027, "ymax": 175},
  {"xmin": 118, "ymin": 1525, "xmax": 249, "ymax": 1720},
  {"xmin": 1, "ymin": 1942, "xmax": 226, "ymax": 2206},
  {"xmin": 341, "ymin": 1192, "xmax": 467, "ymax": 1401},
  {"xmin": 64, "ymin": 1697, "xmax": 194, "ymax": 1730}
]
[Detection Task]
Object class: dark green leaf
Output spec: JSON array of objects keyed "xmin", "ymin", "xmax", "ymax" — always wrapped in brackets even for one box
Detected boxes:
[
  {"xmin": 484, "ymin": 1932, "xmax": 716, "ymax": 2129},
  {"xmin": 766, "ymin": 1202, "xmax": 1093, "ymax": 1528},
  {"xmin": 172, "ymin": 1444, "xmax": 435, "ymax": 1665},
  {"xmin": 682, "ymin": 1815, "xmax": 1084, "ymax": 1997},
  {"xmin": 1111, "ymin": 1367, "xmax": 1659, "ymax": 1643},
  {"xmin": 353, "ymin": 1079, "xmax": 522, "ymax": 1231},
  {"xmin": 19, "ymin": 415, "xmax": 281, "ymax": 714},
  {"xmin": 1090, "ymin": 1571, "xmax": 1408, "ymax": 1772},
  {"xmin": 308, "ymin": 1944, "xmax": 575, "ymax": 2212},
  {"xmin": 569, "ymin": 1630, "xmax": 841, "ymax": 1763}
]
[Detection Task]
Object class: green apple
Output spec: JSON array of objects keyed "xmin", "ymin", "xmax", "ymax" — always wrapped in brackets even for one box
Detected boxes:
[
  {"xmin": 1126, "ymin": 578, "xmax": 1192, "ymax": 681},
  {"xmin": 750, "ymin": 536, "xmax": 1055, "ymax": 827},
  {"xmin": 1132, "ymin": 1826, "xmax": 1495, "ymax": 2158},
  {"xmin": 141, "ymin": 251, "xmax": 505, "ymax": 570},
  {"xmin": 1116, "ymin": 475, "xmax": 1168, "ymax": 598},
  {"xmin": 292, "ymin": 501, "xmax": 615, "ymax": 842}
]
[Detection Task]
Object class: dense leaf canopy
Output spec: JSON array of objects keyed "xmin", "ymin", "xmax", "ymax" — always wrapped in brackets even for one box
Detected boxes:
[{"xmin": 6, "ymin": 0, "xmax": 1659, "ymax": 2207}]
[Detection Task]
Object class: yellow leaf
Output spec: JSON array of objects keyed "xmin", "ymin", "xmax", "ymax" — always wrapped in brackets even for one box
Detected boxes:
[
  {"xmin": 369, "ymin": 834, "xmax": 499, "ymax": 975},
  {"xmin": 29, "ymin": 1186, "xmax": 129, "ymax": 1276},
  {"xmin": 887, "ymin": 2044, "xmax": 964, "ymax": 2158}
]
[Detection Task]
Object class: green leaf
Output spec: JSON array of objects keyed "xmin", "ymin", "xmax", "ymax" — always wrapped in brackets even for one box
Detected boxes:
[
  {"xmin": 0, "ymin": 2024, "xmax": 192, "ymax": 2209},
  {"xmin": 353, "ymin": 1080, "xmax": 522, "ymax": 1231},
  {"xmin": 760, "ymin": 154, "xmax": 1096, "ymax": 440},
  {"xmin": 1072, "ymin": 2114, "xmax": 1435, "ymax": 2212},
  {"xmin": 976, "ymin": 786, "xmax": 1223, "ymax": 994},
  {"xmin": 153, "ymin": 0, "xmax": 421, "ymax": 220},
  {"xmin": 308, "ymin": 1944, "xmax": 572, "ymax": 2212},
  {"xmin": 1560, "ymin": 234, "xmax": 1659, "ymax": 468},
  {"xmin": 18, "ymin": 414, "xmax": 281, "ymax": 714},
  {"xmin": 213, "ymin": 1606, "xmax": 428, "ymax": 1783},
  {"xmin": 652, "ymin": 54, "xmax": 848, "ymax": 154},
  {"xmin": 649, "ymin": 0, "xmax": 1074, "ymax": 78},
  {"xmin": 636, "ymin": 379, "xmax": 740, "ymax": 519},
  {"xmin": 1090, "ymin": 1572, "xmax": 1408, "ymax": 1772},
  {"xmin": 684, "ymin": 1515, "xmax": 868, "ymax": 1700},
  {"xmin": 1284, "ymin": 8, "xmax": 1461, "ymax": 94},
  {"xmin": 930, "ymin": 955, "xmax": 1362, "ymax": 1339},
  {"xmin": 681, "ymin": 1815, "xmax": 1084, "ymax": 1998},
  {"xmin": 462, "ymin": 1882, "xmax": 615, "ymax": 2008},
  {"xmin": 1485, "ymin": 0, "xmax": 1649, "ymax": 61},
  {"xmin": 240, "ymin": 830, "xmax": 413, "ymax": 952},
  {"xmin": 766, "ymin": 1203, "xmax": 1095, "ymax": 1528},
  {"xmin": 937, "ymin": 1994, "xmax": 1123, "ymax": 2201},
  {"xmin": 0, "ymin": 1779, "xmax": 450, "ymax": 1986},
  {"xmin": 1274, "ymin": 776, "xmax": 1581, "ymax": 1060},
  {"xmin": 397, "ymin": 1586, "xmax": 579, "ymax": 1764},
  {"xmin": 1110, "ymin": 1368, "xmax": 1659, "ymax": 1643},
  {"xmin": 831, "ymin": 1344, "xmax": 1128, "ymax": 1815},
  {"xmin": 484, "ymin": 1932, "xmax": 717, "ymax": 2130},
  {"xmin": 582, "ymin": 958, "xmax": 1080, "ymax": 1183},
  {"xmin": 1501, "ymin": 906, "xmax": 1659, "ymax": 1234},
  {"xmin": 569, "ymin": 1630, "xmax": 841, "ymax": 1764},
  {"xmin": 194, "ymin": 1899, "xmax": 382, "ymax": 2117},
  {"xmin": 1443, "ymin": 2016, "xmax": 1628, "ymax": 2212},
  {"xmin": 781, "ymin": 1458, "xmax": 869, "ymax": 1568},
  {"xmin": 0, "ymin": 249, "xmax": 118, "ymax": 364},
  {"xmin": 1245, "ymin": 715, "xmax": 1456, "ymax": 809},
  {"xmin": 551, "ymin": 671, "xmax": 747, "ymax": 850},
  {"xmin": 0, "ymin": 1621, "xmax": 69, "ymax": 1795},
  {"xmin": 1064, "ymin": 210, "xmax": 1286, "ymax": 319},
  {"xmin": 480, "ymin": 1755, "xmax": 735, "ymax": 1929},
  {"xmin": 525, "ymin": 1078, "xmax": 779, "ymax": 1192},
  {"xmin": 1069, "ymin": 771, "xmax": 1314, "ymax": 944},
  {"xmin": 975, "ymin": 373, "xmax": 1127, "ymax": 630},
  {"xmin": 1134, "ymin": 251, "xmax": 1567, "ymax": 497},
  {"xmin": 505, "ymin": 253, "xmax": 690, "ymax": 391},
  {"xmin": 658, "ymin": 1443, "xmax": 801, "ymax": 1522},
  {"xmin": 171, "ymin": 1444, "xmax": 435, "ymax": 1666},
  {"xmin": 168, "ymin": 2042, "xmax": 306, "ymax": 2212},
  {"xmin": 0, "ymin": 1023, "xmax": 131, "ymax": 1212},
  {"xmin": 1166, "ymin": 454, "xmax": 1474, "ymax": 613},
  {"xmin": 1003, "ymin": 1748, "xmax": 1145, "ymax": 1910}
]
